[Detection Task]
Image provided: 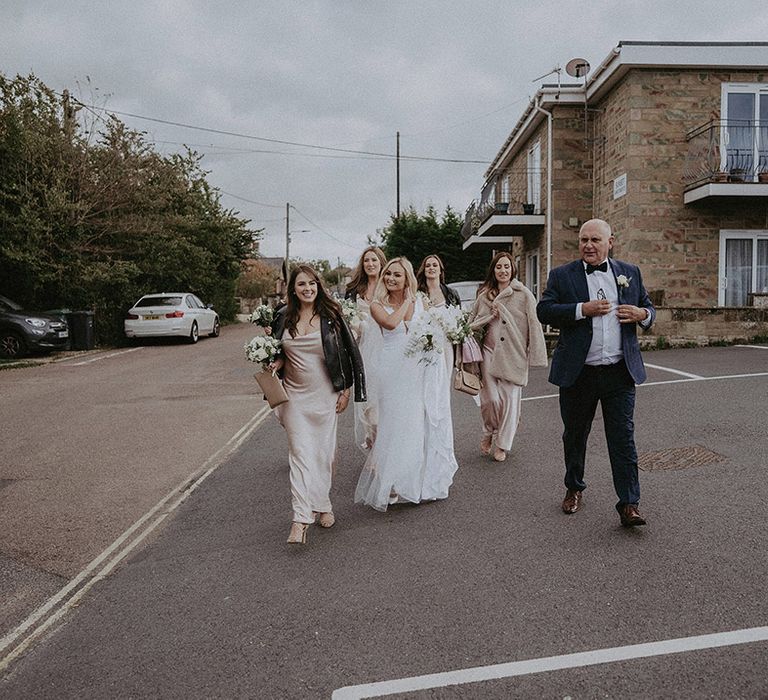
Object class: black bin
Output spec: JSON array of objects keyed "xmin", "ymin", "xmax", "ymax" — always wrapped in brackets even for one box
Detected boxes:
[{"xmin": 67, "ymin": 310, "xmax": 96, "ymax": 350}]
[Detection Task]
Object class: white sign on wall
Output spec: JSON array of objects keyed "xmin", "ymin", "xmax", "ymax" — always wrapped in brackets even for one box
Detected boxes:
[{"xmin": 613, "ymin": 173, "xmax": 627, "ymax": 200}]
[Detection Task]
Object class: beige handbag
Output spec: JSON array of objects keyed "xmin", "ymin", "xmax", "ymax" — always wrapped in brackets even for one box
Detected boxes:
[
  {"xmin": 453, "ymin": 353, "xmax": 482, "ymax": 396},
  {"xmin": 254, "ymin": 370, "xmax": 289, "ymax": 408}
]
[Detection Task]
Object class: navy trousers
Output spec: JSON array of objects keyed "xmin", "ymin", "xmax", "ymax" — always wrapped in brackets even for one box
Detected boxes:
[{"xmin": 558, "ymin": 360, "xmax": 641, "ymax": 508}]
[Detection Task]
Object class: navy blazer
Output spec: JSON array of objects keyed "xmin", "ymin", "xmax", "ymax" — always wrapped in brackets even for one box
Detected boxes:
[{"xmin": 536, "ymin": 259, "xmax": 655, "ymax": 388}]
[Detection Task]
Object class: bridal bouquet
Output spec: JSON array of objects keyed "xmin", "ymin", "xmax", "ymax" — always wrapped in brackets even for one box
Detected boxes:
[
  {"xmin": 244, "ymin": 335, "xmax": 282, "ymax": 368},
  {"xmin": 404, "ymin": 312, "xmax": 443, "ymax": 366},
  {"xmin": 441, "ymin": 308, "xmax": 472, "ymax": 345},
  {"xmin": 249, "ymin": 304, "xmax": 274, "ymax": 328},
  {"xmin": 335, "ymin": 296, "xmax": 361, "ymax": 326}
]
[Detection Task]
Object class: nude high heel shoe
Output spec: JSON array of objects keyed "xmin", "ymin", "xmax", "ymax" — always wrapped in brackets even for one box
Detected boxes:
[
  {"xmin": 480, "ymin": 435, "xmax": 492, "ymax": 456},
  {"xmin": 316, "ymin": 512, "xmax": 335, "ymax": 528},
  {"xmin": 287, "ymin": 522, "xmax": 308, "ymax": 544},
  {"xmin": 493, "ymin": 447, "xmax": 507, "ymax": 462}
]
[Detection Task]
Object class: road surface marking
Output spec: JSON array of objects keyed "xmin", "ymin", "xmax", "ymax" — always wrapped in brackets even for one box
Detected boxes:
[
  {"xmin": 522, "ymin": 370, "xmax": 768, "ymax": 402},
  {"xmin": 735, "ymin": 344, "xmax": 768, "ymax": 350},
  {"xmin": 332, "ymin": 626, "xmax": 768, "ymax": 699},
  {"xmin": 0, "ymin": 404, "xmax": 271, "ymax": 673},
  {"xmin": 68, "ymin": 347, "xmax": 143, "ymax": 365},
  {"xmin": 644, "ymin": 363, "xmax": 703, "ymax": 379}
]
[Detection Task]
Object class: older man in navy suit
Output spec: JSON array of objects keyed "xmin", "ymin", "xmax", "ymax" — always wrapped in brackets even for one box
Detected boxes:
[{"xmin": 537, "ymin": 219, "xmax": 655, "ymax": 527}]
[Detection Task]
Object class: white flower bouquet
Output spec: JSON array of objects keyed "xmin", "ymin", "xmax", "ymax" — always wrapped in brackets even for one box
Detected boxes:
[
  {"xmin": 244, "ymin": 335, "xmax": 282, "ymax": 368},
  {"xmin": 443, "ymin": 308, "xmax": 472, "ymax": 345},
  {"xmin": 249, "ymin": 304, "xmax": 274, "ymax": 328},
  {"xmin": 334, "ymin": 295, "xmax": 361, "ymax": 326},
  {"xmin": 404, "ymin": 312, "xmax": 443, "ymax": 366}
]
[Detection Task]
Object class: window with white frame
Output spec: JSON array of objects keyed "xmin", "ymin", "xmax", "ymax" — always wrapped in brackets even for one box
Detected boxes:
[
  {"xmin": 500, "ymin": 175, "xmax": 510, "ymax": 203},
  {"xmin": 527, "ymin": 142, "xmax": 542, "ymax": 212},
  {"xmin": 719, "ymin": 230, "xmax": 768, "ymax": 306},
  {"xmin": 526, "ymin": 250, "xmax": 540, "ymax": 299},
  {"xmin": 721, "ymin": 83, "xmax": 768, "ymax": 179}
]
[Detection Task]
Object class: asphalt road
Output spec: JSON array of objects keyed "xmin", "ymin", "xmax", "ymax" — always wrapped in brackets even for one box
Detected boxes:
[{"xmin": 1, "ymin": 332, "xmax": 767, "ymax": 698}]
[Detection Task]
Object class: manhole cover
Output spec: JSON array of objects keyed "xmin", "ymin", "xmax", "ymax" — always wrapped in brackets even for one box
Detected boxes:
[{"xmin": 638, "ymin": 445, "xmax": 725, "ymax": 472}]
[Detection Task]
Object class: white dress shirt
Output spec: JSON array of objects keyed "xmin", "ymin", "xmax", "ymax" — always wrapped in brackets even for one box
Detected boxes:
[{"xmin": 575, "ymin": 260, "xmax": 623, "ymax": 366}]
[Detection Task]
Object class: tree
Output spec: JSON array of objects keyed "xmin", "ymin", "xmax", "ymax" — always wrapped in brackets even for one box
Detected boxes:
[
  {"xmin": 0, "ymin": 72, "xmax": 257, "ymax": 344},
  {"xmin": 238, "ymin": 259, "xmax": 281, "ymax": 299},
  {"xmin": 380, "ymin": 205, "xmax": 490, "ymax": 282}
]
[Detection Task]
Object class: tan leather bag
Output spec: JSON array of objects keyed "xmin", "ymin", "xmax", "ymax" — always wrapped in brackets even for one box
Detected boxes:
[
  {"xmin": 254, "ymin": 370, "xmax": 289, "ymax": 408},
  {"xmin": 453, "ymin": 353, "xmax": 482, "ymax": 396}
]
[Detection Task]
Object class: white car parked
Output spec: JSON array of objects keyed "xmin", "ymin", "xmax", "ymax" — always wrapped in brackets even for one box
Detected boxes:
[
  {"xmin": 447, "ymin": 281, "xmax": 483, "ymax": 311},
  {"xmin": 124, "ymin": 293, "xmax": 220, "ymax": 344}
]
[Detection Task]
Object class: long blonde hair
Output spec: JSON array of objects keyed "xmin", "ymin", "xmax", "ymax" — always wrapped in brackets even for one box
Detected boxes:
[{"xmin": 373, "ymin": 257, "xmax": 417, "ymax": 305}]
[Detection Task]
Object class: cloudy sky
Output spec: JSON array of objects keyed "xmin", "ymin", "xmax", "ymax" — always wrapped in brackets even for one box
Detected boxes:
[{"xmin": 3, "ymin": 1, "xmax": 768, "ymax": 265}]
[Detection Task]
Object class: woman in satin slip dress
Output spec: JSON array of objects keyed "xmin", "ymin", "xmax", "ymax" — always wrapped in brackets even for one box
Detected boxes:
[{"xmin": 269, "ymin": 265, "xmax": 365, "ymax": 544}]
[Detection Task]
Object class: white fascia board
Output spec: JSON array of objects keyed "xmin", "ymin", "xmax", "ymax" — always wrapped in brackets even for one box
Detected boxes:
[
  {"xmin": 463, "ymin": 235, "xmax": 518, "ymax": 251},
  {"xmin": 587, "ymin": 43, "xmax": 768, "ymax": 104},
  {"xmin": 684, "ymin": 183, "xmax": 768, "ymax": 204},
  {"xmin": 486, "ymin": 88, "xmax": 584, "ymax": 176}
]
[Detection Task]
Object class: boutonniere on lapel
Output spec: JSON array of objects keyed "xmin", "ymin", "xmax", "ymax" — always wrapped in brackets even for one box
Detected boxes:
[{"xmin": 616, "ymin": 275, "xmax": 631, "ymax": 289}]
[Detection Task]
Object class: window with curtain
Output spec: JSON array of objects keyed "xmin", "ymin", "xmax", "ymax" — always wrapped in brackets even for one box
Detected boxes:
[
  {"xmin": 720, "ymin": 231, "xmax": 768, "ymax": 305},
  {"xmin": 722, "ymin": 84, "xmax": 768, "ymax": 179}
]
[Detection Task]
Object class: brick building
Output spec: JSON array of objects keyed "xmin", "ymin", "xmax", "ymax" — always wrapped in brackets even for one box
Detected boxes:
[{"xmin": 461, "ymin": 42, "xmax": 768, "ymax": 336}]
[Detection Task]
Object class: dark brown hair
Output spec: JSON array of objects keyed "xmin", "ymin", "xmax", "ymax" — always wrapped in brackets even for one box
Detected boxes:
[
  {"xmin": 345, "ymin": 246, "xmax": 387, "ymax": 300},
  {"xmin": 481, "ymin": 251, "xmax": 517, "ymax": 301},
  {"xmin": 285, "ymin": 264, "xmax": 342, "ymax": 338},
  {"xmin": 415, "ymin": 254, "xmax": 446, "ymax": 295}
]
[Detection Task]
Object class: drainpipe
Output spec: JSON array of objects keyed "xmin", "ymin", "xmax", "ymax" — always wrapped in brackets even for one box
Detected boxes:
[{"xmin": 534, "ymin": 98, "xmax": 553, "ymax": 282}]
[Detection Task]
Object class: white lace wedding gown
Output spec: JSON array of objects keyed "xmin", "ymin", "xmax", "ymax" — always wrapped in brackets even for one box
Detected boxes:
[{"xmin": 354, "ymin": 300, "xmax": 458, "ymax": 511}]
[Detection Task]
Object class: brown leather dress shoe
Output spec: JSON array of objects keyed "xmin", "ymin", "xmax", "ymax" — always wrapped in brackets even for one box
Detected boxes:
[
  {"xmin": 619, "ymin": 504, "xmax": 646, "ymax": 527},
  {"xmin": 562, "ymin": 489, "xmax": 582, "ymax": 514}
]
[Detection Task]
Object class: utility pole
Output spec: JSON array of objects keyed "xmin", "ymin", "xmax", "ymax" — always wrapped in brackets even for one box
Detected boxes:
[
  {"xmin": 396, "ymin": 131, "xmax": 400, "ymax": 218},
  {"xmin": 284, "ymin": 203, "xmax": 290, "ymax": 292}
]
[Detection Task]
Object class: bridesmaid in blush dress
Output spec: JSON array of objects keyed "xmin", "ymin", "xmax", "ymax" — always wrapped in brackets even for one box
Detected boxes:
[{"xmin": 269, "ymin": 265, "xmax": 365, "ymax": 544}]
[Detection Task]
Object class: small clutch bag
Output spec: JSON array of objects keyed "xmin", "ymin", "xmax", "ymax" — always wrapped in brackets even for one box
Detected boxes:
[{"xmin": 254, "ymin": 370, "xmax": 289, "ymax": 408}]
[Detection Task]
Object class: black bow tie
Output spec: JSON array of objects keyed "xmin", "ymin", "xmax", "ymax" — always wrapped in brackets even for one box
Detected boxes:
[{"xmin": 586, "ymin": 262, "xmax": 608, "ymax": 275}]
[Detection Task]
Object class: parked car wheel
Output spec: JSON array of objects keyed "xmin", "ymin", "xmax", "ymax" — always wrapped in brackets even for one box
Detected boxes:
[
  {"xmin": 209, "ymin": 318, "xmax": 220, "ymax": 338},
  {"xmin": 188, "ymin": 321, "xmax": 199, "ymax": 344},
  {"xmin": 0, "ymin": 331, "xmax": 26, "ymax": 359}
]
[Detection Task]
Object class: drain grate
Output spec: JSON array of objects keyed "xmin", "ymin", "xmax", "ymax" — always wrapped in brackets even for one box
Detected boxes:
[{"xmin": 638, "ymin": 445, "xmax": 725, "ymax": 472}]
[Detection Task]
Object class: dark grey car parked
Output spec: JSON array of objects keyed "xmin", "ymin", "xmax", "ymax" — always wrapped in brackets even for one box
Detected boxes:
[{"xmin": 0, "ymin": 295, "xmax": 70, "ymax": 359}]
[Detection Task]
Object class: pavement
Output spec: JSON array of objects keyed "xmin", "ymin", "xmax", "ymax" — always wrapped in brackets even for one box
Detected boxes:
[{"xmin": 1, "ymin": 336, "xmax": 766, "ymax": 698}]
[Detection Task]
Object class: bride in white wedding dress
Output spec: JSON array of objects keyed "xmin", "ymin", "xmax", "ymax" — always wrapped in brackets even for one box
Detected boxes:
[{"xmin": 354, "ymin": 257, "xmax": 458, "ymax": 512}]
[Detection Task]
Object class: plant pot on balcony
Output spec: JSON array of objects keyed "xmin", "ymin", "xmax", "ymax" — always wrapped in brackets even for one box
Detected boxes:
[
  {"xmin": 711, "ymin": 171, "xmax": 729, "ymax": 183},
  {"xmin": 522, "ymin": 203, "xmax": 535, "ymax": 215},
  {"xmin": 758, "ymin": 172, "xmax": 768, "ymax": 183},
  {"xmin": 729, "ymin": 169, "xmax": 747, "ymax": 183},
  {"xmin": 494, "ymin": 202, "xmax": 509, "ymax": 214}
]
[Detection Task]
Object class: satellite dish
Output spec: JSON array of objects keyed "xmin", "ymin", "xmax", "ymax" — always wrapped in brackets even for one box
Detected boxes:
[{"xmin": 565, "ymin": 58, "xmax": 590, "ymax": 78}]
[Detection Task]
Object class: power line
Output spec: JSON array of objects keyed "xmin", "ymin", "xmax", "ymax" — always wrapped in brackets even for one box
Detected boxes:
[
  {"xmin": 218, "ymin": 190, "xmax": 284, "ymax": 209},
  {"xmin": 71, "ymin": 98, "xmax": 489, "ymax": 164},
  {"xmin": 152, "ymin": 140, "xmax": 392, "ymax": 162},
  {"xmin": 289, "ymin": 205, "xmax": 362, "ymax": 251}
]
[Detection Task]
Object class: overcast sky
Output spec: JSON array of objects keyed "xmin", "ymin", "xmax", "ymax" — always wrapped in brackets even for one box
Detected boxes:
[{"xmin": 3, "ymin": 1, "xmax": 768, "ymax": 265}]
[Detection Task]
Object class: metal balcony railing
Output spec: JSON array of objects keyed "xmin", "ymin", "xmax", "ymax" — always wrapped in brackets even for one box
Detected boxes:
[
  {"xmin": 684, "ymin": 120, "xmax": 768, "ymax": 188},
  {"xmin": 461, "ymin": 168, "xmax": 544, "ymax": 239}
]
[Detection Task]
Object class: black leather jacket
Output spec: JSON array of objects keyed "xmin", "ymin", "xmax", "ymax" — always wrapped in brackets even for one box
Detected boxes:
[{"xmin": 271, "ymin": 307, "xmax": 367, "ymax": 402}]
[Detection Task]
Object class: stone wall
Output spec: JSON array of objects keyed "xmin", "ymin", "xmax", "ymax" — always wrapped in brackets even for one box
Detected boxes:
[
  {"xmin": 638, "ymin": 306, "xmax": 768, "ymax": 348},
  {"xmin": 592, "ymin": 68, "xmax": 768, "ymax": 307}
]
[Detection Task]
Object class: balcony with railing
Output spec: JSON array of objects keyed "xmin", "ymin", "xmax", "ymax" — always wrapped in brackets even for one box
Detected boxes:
[
  {"xmin": 683, "ymin": 120, "xmax": 768, "ymax": 204},
  {"xmin": 461, "ymin": 168, "xmax": 545, "ymax": 249}
]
